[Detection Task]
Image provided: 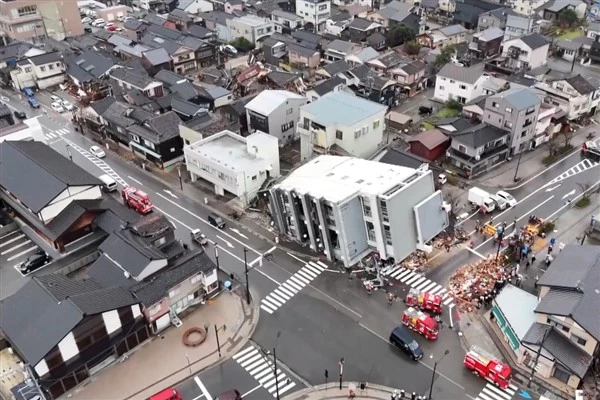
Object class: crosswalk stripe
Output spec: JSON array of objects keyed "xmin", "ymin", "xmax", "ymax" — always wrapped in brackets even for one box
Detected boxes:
[
  {"xmin": 264, "ymin": 373, "xmax": 286, "ymax": 391},
  {"xmin": 405, "ymin": 274, "xmax": 422, "ymax": 285},
  {"xmin": 400, "ymin": 271, "xmax": 417, "ymax": 282},
  {"xmin": 412, "ymin": 277, "xmax": 428, "ymax": 289},
  {"xmin": 443, "ymin": 297, "xmax": 454, "ymax": 305},
  {"xmin": 47, "ymin": 133, "xmax": 56, "ymax": 138},
  {"xmin": 233, "ymin": 346, "xmax": 256, "ymax": 360},
  {"xmin": 430, "ymin": 284, "xmax": 444, "ymax": 295},
  {"xmin": 476, "ymin": 392, "xmax": 495, "ymax": 400},
  {"xmin": 296, "ymin": 269, "xmax": 315, "ymax": 281},
  {"xmin": 240, "ymin": 353, "xmax": 263, "ymax": 368},
  {"xmin": 508, "ymin": 384, "xmax": 517, "ymax": 391},
  {"xmin": 278, "ymin": 285, "xmax": 295, "ymax": 297},
  {"xmin": 260, "ymin": 304, "xmax": 274, "ymax": 314},
  {"xmin": 278, "ymin": 381, "xmax": 296, "ymax": 394},
  {"xmin": 484, "ymin": 384, "xmax": 514, "ymax": 399},
  {"xmin": 309, "ymin": 261, "xmax": 326, "ymax": 271},
  {"xmin": 253, "ymin": 364, "xmax": 274, "ymax": 379},
  {"xmin": 315, "ymin": 260, "xmax": 328, "ymax": 269},
  {"xmin": 302, "ymin": 266, "xmax": 319, "ymax": 277},
  {"xmin": 259, "ymin": 371, "xmax": 280, "ymax": 385},
  {"xmin": 269, "ymin": 292, "xmax": 287, "ymax": 304},
  {"xmin": 390, "ymin": 268, "xmax": 408, "ymax": 279},
  {"xmin": 421, "ymin": 281, "xmax": 438, "ymax": 292},
  {"xmin": 263, "ymin": 296, "xmax": 282, "ymax": 308},
  {"xmin": 273, "ymin": 289, "xmax": 291, "ymax": 300},
  {"xmin": 442, "ymin": 291, "xmax": 449, "ymax": 299},
  {"xmin": 283, "ymin": 281, "xmax": 301, "ymax": 292},
  {"xmin": 290, "ymin": 275, "xmax": 307, "ymax": 286},
  {"xmin": 245, "ymin": 358, "xmax": 266, "ymax": 372},
  {"xmin": 574, "ymin": 165, "xmax": 581, "ymax": 173},
  {"xmin": 248, "ymin": 361, "xmax": 270, "ymax": 375},
  {"xmin": 235, "ymin": 348, "xmax": 259, "ymax": 362}
]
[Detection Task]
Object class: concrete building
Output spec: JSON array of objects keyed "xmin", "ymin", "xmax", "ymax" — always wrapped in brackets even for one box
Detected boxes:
[
  {"xmin": 184, "ymin": 130, "xmax": 280, "ymax": 206},
  {"xmin": 268, "ymin": 155, "xmax": 448, "ymax": 267},
  {"xmin": 226, "ymin": 14, "xmax": 274, "ymax": 46},
  {"xmin": 502, "ymin": 33, "xmax": 549, "ymax": 71},
  {"xmin": 483, "ymin": 88, "xmax": 541, "ymax": 154},
  {"xmin": 298, "ymin": 91, "xmax": 387, "ymax": 161},
  {"xmin": 271, "ymin": 10, "xmax": 303, "ymax": 33},
  {"xmin": 504, "ymin": 14, "xmax": 539, "ymax": 41},
  {"xmin": 245, "ymin": 90, "xmax": 308, "ymax": 146},
  {"xmin": 9, "ymin": 51, "xmax": 65, "ymax": 90},
  {"xmin": 0, "ymin": 0, "xmax": 84, "ymax": 41},
  {"xmin": 535, "ymin": 74, "xmax": 599, "ymax": 121},
  {"xmin": 434, "ymin": 63, "xmax": 488, "ymax": 104},
  {"xmin": 0, "ymin": 114, "xmax": 46, "ymax": 143},
  {"xmin": 295, "ymin": 0, "xmax": 331, "ymax": 32}
]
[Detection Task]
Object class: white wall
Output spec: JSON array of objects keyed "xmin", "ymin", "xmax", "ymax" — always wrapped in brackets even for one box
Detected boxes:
[
  {"xmin": 39, "ymin": 185, "xmax": 103, "ymax": 223},
  {"xmin": 138, "ymin": 259, "xmax": 168, "ymax": 281},
  {"xmin": 296, "ymin": 0, "xmax": 331, "ymax": 30},
  {"xmin": 434, "ymin": 75, "xmax": 486, "ymax": 103}
]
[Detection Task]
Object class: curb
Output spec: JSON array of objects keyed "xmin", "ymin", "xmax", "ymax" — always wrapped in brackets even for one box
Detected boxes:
[{"xmin": 282, "ymin": 382, "xmax": 418, "ymax": 400}]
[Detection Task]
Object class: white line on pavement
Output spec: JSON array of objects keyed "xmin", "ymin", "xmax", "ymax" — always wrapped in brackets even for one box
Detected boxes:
[
  {"xmin": 127, "ymin": 176, "xmax": 144, "ymax": 186},
  {"xmin": 544, "ymin": 177, "xmax": 600, "ymax": 221},
  {"xmin": 1, "ymin": 240, "xmax": 32, "ymax": 255},
  {"xmin": 510, "ymin": 145, "xmax": 582, "ymax": 189},
  {"xmin": 286, "ymin": 252, "xmax": 306, "ymax": 264},
  {"xmin": 194, "ymin": 377, "xmax": 213, "ymax": 400},
  {"xmin": 7, "ymin": 246, "xmax": 37, "ymax": 262},
  {"xmin": 0, "ymin": 234, "xmax": 25, "ymax": 248},
  {"xmin": 241, "ymin": 384, "xmax": 263, "ymax": 398},
  {"xmin": 467, "ymin": 247, "xmax": 486, "ymax": 259}
]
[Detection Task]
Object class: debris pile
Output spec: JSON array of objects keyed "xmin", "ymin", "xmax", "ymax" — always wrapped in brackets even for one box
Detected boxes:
[
  {"xmin": 401, "ymin": 250, "xmax": 428, "ymax": 271},
  {"xmin": 448, "ymin": 256, "xmax": 509, "ymax": 312}
]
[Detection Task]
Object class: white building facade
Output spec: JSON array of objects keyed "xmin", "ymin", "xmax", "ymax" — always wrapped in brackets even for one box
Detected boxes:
[
  {"xmin": 295, "ymin": 0, "xmax": 331, "ymax": 32},
  {"xmin": 434, "ymin": 64, "xmax": 488, "ymax": 104},
  {"xmin": 10, "ymin": 52, "xmax": 66, "ymax": 91},
  {"xmin": 268, "ymin": 156, "xmax": 449, "ymax": 267},
  {"xmin": 227, "ymin": 15, "xmax": 275, "ymax": 46}
]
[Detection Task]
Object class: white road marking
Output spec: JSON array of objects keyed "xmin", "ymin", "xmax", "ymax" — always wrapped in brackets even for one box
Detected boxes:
[
  {"xmin": 216, "ymin": 235, "xmax": 234, "ymax": 248},
  {"xmin": 231, "ymin": 228, "xmax": 249, "ymax": 239},
  {"xmin": 127, "ymin": 176, "xmax": 143, "ymax": 186},
  {"xmin": 241, "ymin": 384, "xmax": 263, "ymax": 398},
  {"xmin": 7, "ymin": 246, "xmax": 37, "ymax": 262},
  {"xmin": 1, "ymin": 240, "xmax": 32, "ymax": 255},
  {"xmin": 0, "ymin": 234, "xmax": 25, "ymax": 248},
  {"xmin": 194, "ymin": 377, "xmax": 213, "ymax": 400}
]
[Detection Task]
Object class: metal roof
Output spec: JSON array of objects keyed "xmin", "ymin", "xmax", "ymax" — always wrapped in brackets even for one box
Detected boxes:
[
  {"xmin": 519, "ymin": 33, "xmax": 548, "ymax": 50},
  {"xmin": 493, "ymin": 284, "xmax": 539, "ymax": 340},
  {"xmin": 246, "ymin": 90, "xmax": 305, "ymax": 116},
  {"xmin": 300, "ymin": 91, "xmax": 386, "ymax": 127},
  {"xmin": 437, "ymin": 62, "xmax": 485, "ymax": 84},
  {"xmin": 452, "ymin": 123, "xmax": 508, "ymax": 148},
  {"xmin": 409, "ymin": 129, "xmax": 449, "ymax": 150},
  {"xmin": 489, "ymin": 87, "xmax": 540, "ymax": 110}
]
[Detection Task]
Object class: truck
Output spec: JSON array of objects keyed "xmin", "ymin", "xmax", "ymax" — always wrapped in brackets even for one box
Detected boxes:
[
  {"xmin": 464, "ymin": 345, "xmax": 512, "ymax": 389},
  {"xmin": 582, "ymin": 141, "xmax": 600, "ymax": 162},
  {"xmin": 401, "ymin": 307, "xmax": 439, "ymax": 340},
  {"xmin": 121, "ymin": 186, "xmax": 153, "ymax": 214},
  {"xmin": 405, "ymin": 288, "xmax": 443, "ymax": 314},
  {"xmin": 468, "ymin": 187, "xmax": 496, "ymax": 213}
]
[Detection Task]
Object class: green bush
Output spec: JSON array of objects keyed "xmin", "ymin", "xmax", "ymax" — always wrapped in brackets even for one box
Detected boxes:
[
  {"xmin": 575, "ymin": 197, "xmax": 590, "ymax": 208},
  {"xmin": 542, "ymin": 154, "xmax": 557, "ymax": 166},
  {"xmin": 445, "ymin": 100, "xmax": 463, "ymax": 111},
  {"xmin": 539, "ymin": 221, "xmax": 555, "ymax": 234},
  {"xmin": 231, "ymin": 37, "xmax": 253, "ymax": 51}
]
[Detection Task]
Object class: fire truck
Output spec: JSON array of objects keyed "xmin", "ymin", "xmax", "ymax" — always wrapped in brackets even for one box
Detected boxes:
[
  {"xmin": 401, "ymin": 307, "xmax": 439, "ymax": 340},
  {"xmin": 121, "ymin": 186, "xmax": 154, "ymax": 215},
  {"xmin": 464, "ymin": 345, "xmax": 512, "ymax": 389},
  {"xmin": 405, "ymin": 288, "xmax": 443, "ymax": 314}
]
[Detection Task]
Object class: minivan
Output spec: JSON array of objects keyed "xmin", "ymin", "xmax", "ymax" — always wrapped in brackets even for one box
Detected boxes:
[
  {"xmin": 389, "ymin": 326, "xmax": 423, "ymax": 361},
  {"xmin": 98, "ymin": 174, "xmax": 117, "ymax": 192},
  {"xmin": 27, "ymin": 97, "xmax": 40, "ymax": 109},
  {"xmin": 23, "ymin": 87, "xmax": 35, "ymax": 97},
  {"xmin": 208, "ymin": 214, "xmax": 226, "ymax": 229}
]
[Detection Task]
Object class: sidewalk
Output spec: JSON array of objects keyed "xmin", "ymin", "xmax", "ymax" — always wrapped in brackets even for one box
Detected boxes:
[
  {"xmin": 283, "ymin": 383, "xmax": 423, "ymax": 400},
  {"xmin": 68, "ymin": 288, "xmax": 259, "ymax": 400}
]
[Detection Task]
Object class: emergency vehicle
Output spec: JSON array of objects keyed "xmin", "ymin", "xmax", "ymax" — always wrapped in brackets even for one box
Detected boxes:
[
  {"xmin": 463, "ymin": 345, "xmax": 512, "ymax": 389},
  {"xmin": 405, "ymin": 288, "xmax": 443, "ymax": 314},
  {"xmin": 121, "ymin": 186, "xmax": 154, "ymax": 214},
  {"xmin": 401, "ymin": 307, "xmax": 439, "ymax": 340}
]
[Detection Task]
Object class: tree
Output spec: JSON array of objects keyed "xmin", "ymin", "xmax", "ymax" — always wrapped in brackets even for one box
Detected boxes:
[
  {"xmin": 559, "ymin": 125, "xmax": 574, "ymax": 148},
  {"xmin": 558, "ymin": 9, "xmax": 578, "ymax": 28},
  {"xmin": 231, "ymin": 37, "xmax": 253, "ymax": 51},
  {"xmin": 577, "ymin": 182, "xmax": 592, "ymax": 199},
  {"xmin": 547, "ymin": 137, "xmax": 559, "ymax": 157},
  {"xmin": 433, "ymin": 44, "xmax": 457, "ymax": 70},
  {"xmin": 386, "ymin": 24, "xmax": 416, "ymax": 47},
  {"xmin": 403, "ymin": 40, "xmax": 421, "ymax": 55}
]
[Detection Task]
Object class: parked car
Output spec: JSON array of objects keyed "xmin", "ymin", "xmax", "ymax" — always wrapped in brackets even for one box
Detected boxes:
[
  {"xmin": 105, "ymin": 25, "xmax": 117, "ymax": 31},
  {"xmin": 496, "ymin": 191, "xmax": 517, "ymax": 207},
  {"xmin": 92, "ymin": 18, "xmax": 106, "ymax": 27},
  {"xmin": 13, "ymin": 110, "xmax": 26, "ymax": 119},
  {"xmin": 489, "ymin": 194, "xmax": 508, "ymax": 211},
  {"xmin": 27, "ymin": 97, "xmax": 40, "ymax": 108},
  {"xmin": 148, "ymin": 388, "xmax": 181, "ymax": 400},
  {"xmin": 22, "ymin": 87, "xmax": 35, "ymax": 97},
  {"xmin": 219, "ymin": 44, "xmax": 238, "ymax": 55},
  {"xmin": 50, "ymin": 95, "xmax": 62, "ymax": 103},
  {"xmin": 19, "ymin": 252, "xmax": 51, "ymax": 274},
  {"xmin": 81, "ymin": 17, "xmax": 92, "ymax": 24},
  {"xmin": 61, "ymin": 100, "xmax": 74, "ymax": 111},
  {"xmin": 90, "ymin": 145, "xmax": 106, "ymax": 158},
  {"xmin": 215, "ymin": 390, "xmax": 242, "ymax": 400},
  {"xmin": 51, "ymin": 102, "xmax": 65, "ymax": 113},
  {"xmin": 418, "ymin": 106, "xmax": 433, "ymax": 116},
  {"xmin": 208, "ymin": 214, "xmax": 226, "ymax": 229}
]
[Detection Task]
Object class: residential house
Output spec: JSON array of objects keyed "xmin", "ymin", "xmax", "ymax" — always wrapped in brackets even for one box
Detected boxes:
[
  {"xmin": 439, "ymin": 0, "xmax": 455, "ymax": 15},
  {"xmin": 167, "ymin": 9, "xmax": 195, "ymax": 31},
  {"xmin": 245, "ymin": 90, "xmax": 308, "ymax": 145},
  {"xmin": 9, "ymin": 51, "xmax": 66, "ymax": 91},
  {"xmin": 0, "ymin": 274, "xmax": 147, "ymax": 399},
  {"xmin": 317, "ymin": 60, "xmax": 352, "ymax": 79},
  {"xmin": 325, "ymin": 18, "xmax": 350, "ymax": 37},
  {"xmin": 227, "ymin": 15, "xmax": 274, "ymax": 47},
  {"xmin": 513, "ymin": 0, "xmax": 547, "ymax": 16},
  {"xmin": 199, "ymin": 11, "xmax": 232, "ymax": 42},
  {"xmin": 123, "ymin": 19, "xmax": 149, "ymax": 41},
  {"xmin": 378, "ymin": 146, "xmax": 446, "ymax": 181},
  {"xmin": 324, "ymin": 39, "xmax": 355, "ymax": 63},
  {"xmin": 416, "ymin": 24, "xmax": 468, "ymax": 49},
  {"xmin": 271, "ymin": 10, "xmax": 303, "ymax": 33},
  {"xmin": 177, "ymin": 0, "xmax": 214, "ymax": 14},
  {"xmin": 288, "ymin": 42, "xmax": 321, "ymax": 68},
  {"xmin": 187, "ymin": 24, "xmax": 214, "ymax": 40},
  {"xmin": 469, "ymin": 27, "xmax": 504, "ymax": 59},
  {"xmin": 446, "ymin": 123, "xmax": 510, "ymax": 178},
  {"xmin": 591, "ymin": 0, "xmax": 600, "ymax": 20},
  {"xmin": 366, "ymin": 32, "xmax": 386, "ymax": 51},
  {"xmin": 0, "ymin": 42, "xmax": 33, "ymax": 71},
  {"xmin": 342, "ymin": 64, "xmax": 400, "ymax": 107},
  {"xmin": 268, "ymin": 155, "xmax": 448, "ymax": 267},
  {"xmin": 453, "ymin": 0, "xmax": 500, "ymax": 30},
  {"xmin": 263, "ymin": 36, "xmax": 290, "ymax": 66},
  {"xmin": 408, "ymin": 129, "xmax": 450, "ymax": 161},
  {"xmin": 535, "ymin": 74, "xmax": 599, "ymax": 121},
  {"xmin": 140, "ymin": 0, "xmax": 169, "ymax": 12},
  {"xmin": 540, "ymin": 0, "xmax": 587, "ymax": 21},
  {"xmin": 225, "ymin": 0, "xmax": 245, "ymax": 14},
  {"xmin": 305, "ymin": 76, "xmax": 346, "ymax": 101},
  {"xmin": 501, "ymin": 33, "xmax": 549, "ymax": 71},
  {"xmin": 0, "ymin": 1, "xmax": 83, "ymax": 41},
  {"xmin": 127, "ymin": 111, "xmax": 185, "ymax": 166},
  {"xmin": 65, "ymin": 51, "xmax": 118, "ymax": 97},
  {"xmin": 196, "ymin": 85, "xmax": 234, "ymax": 109},
  {"xmin": 295, "ymin": 0, "xmax": 331, "ymax": 32},
  {"xmin": 587, "ymin": 21, "xmax": 600, "ymax": 40},
  {"xmin": 367, "ymin": 1, "xmax": 418, "ymax": 31},
  {"xmin": 185, "ymin": 130, "xmax": 280, "ymax": 205},
  {"xmin": 109, "ymin": 67, "xmax": 165, "ymax": 99},
  {"xmin": 477, "ymin": 7, "xmax": 517, "ymax": 31},
  {"xmin": 141, "ymin": 48, "xmax": 173, "ymax": 75},
  {"xmin": 298, "ymin": 91, "xmax": 387, "ymax": 160},
  {"xmin": 434, "ymin": 63, "xmax": 488, "ymax": 104},
  {"xmin": 345, "ymin": 46, "xmax": 380, "ymax": 66},
  {"xmin": 504, "ymin": 14, "xmax": 539, "ymax": 41},
  {"xmin": 483, "ymin": 88, "xmax": 541, "ymax": 154},
  {"xmin": 140, "ymin": 33, "xmax": 195, "ymax": 73},
  {"xmin": 367, "ymin": 53, "xmax": 426, "ymax": 97},
  {"xmin": 218, "ymin": 95, "xmax": 257, "ymax": 135},
  {"xmin": 347, "ymin": 18, "xmax": 382, "ymax": 43}
]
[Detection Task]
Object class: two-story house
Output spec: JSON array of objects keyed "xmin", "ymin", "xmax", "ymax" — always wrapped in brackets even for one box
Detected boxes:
[
  {"xmin": 446, "ymin": 122, "xmax": 510, "ymax": 178},
  {"xmin": 513, "ymin": 0, "xmax": 547, "ymax": 16},
  {"xmin": 483, "ymin": 88, "xmax": 541, "ymax": 154},
  {"xmin": 477, "ymin": 7, "xmax": 517, "ymax": 31},
  {"xmin": 109, "ymin": 67, "xmax": 165, "ymax": 99},
  {"xmin": 271, "ymin": 9, "xmax": 303, "ymax": 33},
  {"xmin": 469, "ymin": 27, "xmax": 504, "ymax": 59},
  {"xmin": 416, "ymin": 24, "xmax": 468, "ymax": 49},
  {"xmin": 342, "ymin": 64, "xmax": 400, "ymax": 107},
  {"xmin": 295, "ymin": 0, "xmax": 331, "ymax": 32},
  {"xmin": 324, "ymin": 39, "xmax": 355, "ymax": 63},
  {"xmin": 501, "ymin": 33, "xmax": 549, "ymax": 71},
  {"xmin": 9, "ymin": 51, "xmax": 66, "ymax": 91},
  {"xmin": 287, "ymin": 42, "xmax": 321, "ymax": 68},
  {"xmin": 299, "ymin": 91, "xmax": 387, "ymax": 161},
  {"xmin": 535, "ymin": 74, "xmax": 599, "ymax": 121},
  {"xmin": 367, "ymin": 1, "xmax": 417, "ymax": 30},
  {"xmin": 245, "ymin": 90, "xmax": 308, "ymax": 145},
  {"xmin": 540, "ymin": 0, "xmax": 587, "ymax": 21},
  {"xmin": 227, "ymin": 14, "xmax": 274, "ymax": 47},
  {"xmin": 587, "ymin": 21, "xmax": 600, "ymax": 40},
  {"xmin": 347, "ymin": 17, "xmax": 382, "ymax": 43},
  {"xmin": 434, "ymin": 63, "xmax": 488, "ymax": 104},
  {"xmin": 504, "ymin": 14, "xmax": 539, "ymax": 41}
]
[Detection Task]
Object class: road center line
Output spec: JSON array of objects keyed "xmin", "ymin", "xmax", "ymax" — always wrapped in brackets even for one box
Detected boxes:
[
  {"xmin": 241, "ymin": 384, "xmax": 263, "ymax": 398},
  {"xmin": 127, "ymin": 175, "xmax": 144, "ymax": 186},
  {"xmin": 544, "ymin": 177, "xmax": 600, "ymax": 221},
  {"xmin": 286, "ymin": 252, "xmax": 306, "ymax": 264}
]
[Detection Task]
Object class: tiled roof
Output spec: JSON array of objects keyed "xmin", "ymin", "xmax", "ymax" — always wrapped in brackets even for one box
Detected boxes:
[
  {"xmin": 519, "ymin": 33, "xmax": 548, "ymax": 50},
  {"xmin": 437, "ymin": 62, "xmax": 485, "ymax": 84},
  {"xmin": 452, "ymin": 123, "xmax": 508, "ymax": 148}
]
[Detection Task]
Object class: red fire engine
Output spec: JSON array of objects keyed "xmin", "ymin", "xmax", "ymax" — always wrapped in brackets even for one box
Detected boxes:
[
  {"xmin": 405, "ymin": 288, "xmax": 443, "ymax": 314},
  {"xmin": 464, "ymin": 345, "xmax": 512, "ymax": 389},
  {"xmin": 401, "ymin": 307, "xmax": 439, "ymax": 340},
  {"xmin": 121, "ymin": 186, "xmax": 154, "ymax": 215}
]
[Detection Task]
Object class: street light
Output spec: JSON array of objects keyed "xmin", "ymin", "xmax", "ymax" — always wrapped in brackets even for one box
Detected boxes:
[
  {"xmin": 214, "ymin": 244, "xmax": 220, "ymax": 275},
  {"xmin": 66, "ymin": 144, "xmax": 73, "ymax": 162},
  {"xmin": 262, "ymin": 331, "xmax": 283, "ymax": 400},
  {"xmin": 243, "ymin": 247, "xmax": 250, "ymax": 305},
  {"xmin": 214, "ymin": 324, "xmax": 227, "ymax": 357},
  {"xmin": 513, "ymin": 149, "xmax": 524, "ymax": 182},
  {"xmin": 428, "ymin": 350, "xmax": 450, "ymax": 400}
]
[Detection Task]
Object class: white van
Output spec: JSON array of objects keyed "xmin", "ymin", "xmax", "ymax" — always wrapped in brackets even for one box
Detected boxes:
[{"xmin": 99, "ymin": 174, "xmax": 117, "ymax": 192}]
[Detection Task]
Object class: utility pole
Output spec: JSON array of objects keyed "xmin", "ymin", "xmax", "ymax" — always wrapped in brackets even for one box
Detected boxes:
[
  {"xmin": 513, "ymin": 148, "xmax": 523, "ymax": 182},
  {"xmin": 338, "ymin": 357, "xmax": 344, "ymax": 390},
  {"xmin": 496, "ymin": 226, "xmax": 505, "ymax": 261},
  {"xmin": 428, "ymin": 350, "xmax": 449, "ymax": 400},
  {"xmin": 273, "ymin": 346, "xmax": 280, "ymax": 400},
  {"xmin": 214, "ymin": 245, "xmax": 220, "ymax": 275},
  {"xmin": 528, "ymin": 328, "xmax": 550, "ymax": 388},
  {"xmin": 243, "ymin": 247, "xmax": 250, "ymax": 305},
  {"xmin": 177, "ymin": 166, "xmax": 183, "ymax": 190}
]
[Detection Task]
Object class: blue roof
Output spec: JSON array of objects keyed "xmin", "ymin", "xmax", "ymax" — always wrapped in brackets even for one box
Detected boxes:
[{"xmin": 301, "ymin": 91, "xmax": 386, "ymax": 126}]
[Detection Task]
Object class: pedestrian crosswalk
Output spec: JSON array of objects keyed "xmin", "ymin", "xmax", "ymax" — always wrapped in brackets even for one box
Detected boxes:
[
  {"xmin": 44, "ymin": 128, "xmax": 70, "ymax": 140},
  {"xmin": 260, "ymin": 260, "xmax": 328, "ymax": 314},
  {"xmin": 64, "ymin": 139, "xmax": 128, "ymax": 186},
  {"xmin": 232, "ymin": 345, "xmax": 297, "ymax": 397},
  {"xmin": 475, "ymin": 382, "xmax": 518, "ymax": 400},
  {"xmin": 548, "ymin": 158, "xmax": 599, "ymax": 185},
  {"xmin": 381, "ymin": 266, "xmax": 455, "ymax": 308}
]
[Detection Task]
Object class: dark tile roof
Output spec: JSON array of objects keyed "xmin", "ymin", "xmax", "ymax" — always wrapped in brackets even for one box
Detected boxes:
[
  {"xmin": 324, "ymin": 60, "xmax": 351, "ymax": 77},
  {"xmin": 110, "ymin": 67, "xmax": 154, "ymax": 89},
  {"xmin": 141, "ymin": 33, "xmax": 182, "ymax": 55},
  {"xmin": 101, "ymin": 100, "xmax": 136, "ymax": 127},
  {"xmin": 535, "ymin": 245, "xmax": 600, "ymax": 340},
  {"xmin": 146, "ymin": 111, "xmax": 182, "ymax": 140},
  {"xmin": 172, "ymin": 97, "xmax": 205, "ymax": 117},
  {"xmin": 88, "ymin": 253, "xmax": 136, "ymax": 289},
  {"xmin": 535, "ymin": 288, "xmax": 583, "ymax": 317},
  {"xmin": 401, "ymin": 60, "xmax": 426, "ymax": 75},
  {"xmin": 520, "ymin": 33, "xmax": 548, "ymax": 50},
  {"xmin": 169, "ymin": 8, "xmax": 193, "ymax": 22},
  {"xmin": 46, "ymin": 199, "xmax": 105, "ymax": 240},
  {"xmin": 0, "ymin": 275, "xmax": 138, "ymax": 365},
  {"xmin": 131, "ymin": 250, "xmax": 216, "ymax": 305},
  {"xmin": 147, "ymin": 23, "xmax": 184, "ymax": 40},
  {"xmin": 566, "ymin": 74, "xmax": 596, "ymax": 95},
  {"xmin": 292, "ymin": 30, "xmax": 321, "ymax": 45},
  {"xmin": 367, "ymin": 32, "xmax": 386, "ymax": 46},
  {"xmin": 143, "ymin": 47, "xmax": 172, "ymax": 65},
  {"xmin": 66, "ymin": 50, "xmax": 117, "ymax": 82},
  {"xmin": 349, "ymin": 17, "xmax": 374, "ymax": 31},
  {"xmin": 0, "ymin": 141, "xmax": 102, "ymax": 213},
  {"xmin": 132, "ymin": 213, "xmax": 173, "ymax": 237},
  {"xmin": 312, "ymin": 76, "xmax": 345, "ymax": 96},
  {"xmin": 27, "ymin": 51, "xmax": 63, "ymax": 66},
  {"xmin": 124, "ymin": 19, "xmax": 146, "ymax": 31},
  {"xmin": 452, "ymin": 123, "xmax": 508, "ymax": 148},
  {"xmin": 100, "ymin": 229, "xmax": 167, "ymax": 278},
  {"xmin": 187, "ymin": 24, "xmax": 213, "ymax": 39},
  {"xmin": 155, "ymin": 69, "xmax": 188, "ymax": 86},
  {"xmin": 266, "ymin": 70, "xmax": 300, "ymax": 87},
  {"xmin": 169, "ymin": 81, "xmax": 199, "ymax": 100},
  {"xmin": 287, "ymin": 42, "xmax": 318, "ymax": 57},
  {"xmin": 90, "ymin": 96, "xmax": 117, "ymax": 116},
  {"xmin": 0, "ymin": 42, "xmax": 32, "ymax": 61},
  {"xmin": 379, "ymin": 147, "xmax": 446, "ymax": 178}
]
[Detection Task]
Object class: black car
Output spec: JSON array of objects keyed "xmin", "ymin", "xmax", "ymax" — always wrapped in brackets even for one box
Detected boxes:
[
  {"xmin": 390, "ymin": 326, "xmax": 423, "ymax": 361},
  {"xmin": 215, "ymin": 390, "xmax": 242, "ymax": 400},
  {"xmin": 418, "ymin": 106, "xmax": 433, "ymax": 116},
  {"xmin": 208, "ymin": 214, "xmax": 226, "ymax": 229},
  {"xmin": 13, "ymin": 110, "xmax": 26, "ymax": 119},
  {"xmin": 19, "ymin": 252, "xmax": 50, "ymax": 274}
]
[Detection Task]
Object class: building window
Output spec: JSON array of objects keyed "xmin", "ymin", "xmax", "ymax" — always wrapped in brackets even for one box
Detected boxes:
[
  {"xmin": 439, "ymin": 85, "xmax": 445, "ymax": 90},
  {"xmin": 521, "ymin": 130, "xmax": 527, "ymax": 137},
  {"xmin": 143, "ymin": 139, "xmax": 155, "ymax": 150},
  {"xmin": 504, "ymin": 121, "xmax": 513, "ymax": 129},
  {"xmin": 191, "ymin": 274, "xmax": 202, "ymax": 284},
  {"xmin": 48, "ymin": 64, "xmax": 54, "ymax": 70},
  {"xmin": 252, "ymin": 175, "xmax": 257, "ymax": 181},
  {"xmin": 492, "ymin": 102, "xmax": 499, "ymax": 108},
  {"xmin": 131, "ymin": 134, "xmax": 140, "ymax": 143},
  {"xmin": 286, "ymin": 107, "xmax": 293, "ymax": 114},
  {"xmin": 571, "ymin": 334, "xmax": 587, "ymax": 346},
  {"xmin": 361, "ymin": 126, "xmax": 368, "ymax": 135},
  {"xmin": 17, "ymin": 5, "xmax": 37, "ymax": 17},
  {"xmin": 281, "ymin": 121, "xmax": 294, "ymax": 131},
  {"xmin": 354, "ymin": 129, "xmax": 361, "ymax": 138},
  {"xmin": 547, "ymin": 317, "xmax": 570, "ymax": 333},
  {"xmin": 373, "ymin": 120, "xmax": 380, "ymax": 129},
  {"xmin": 458, "ymin": 144, "xmax": 467, "ymax": 153},
  {"xmin": 552, "ymin": 364, "xmax": 570, "ymax": 384},
  {"xmin": 525, "ymin": 107, "xmax": 535, "ymax": 115},
  {"xmin": 449, "ymin": 79, "xmax": 455, "ymax": 83},
  {"xmin": 505, "ymin": 107, "xmax": 512, "ymax": 113},
  {"xmin": 459, "ymin": 85, "xmax": 466, "ymax": 90},
  {"xmin": 169, "ymin": 287, "xmax": 180, "ymax": 298},
  {"xmin": 40, "ymin": 66, "xmax": 46, "ymax": 72},
  {"xmin": 154, "ymin": 236, "xmax": 166, "ymax": 246},
  {"xmin": 336, "ymin": 130, "xmax": 343, "ymax": 140},
  {"xmin": 383, "ymin": 225, "xmax": 392, "ymax": 245}
]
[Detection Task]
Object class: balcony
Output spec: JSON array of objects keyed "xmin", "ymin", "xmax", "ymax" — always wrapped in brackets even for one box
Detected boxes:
[{"xmin": 523, "ymin": 119, "xmax": 533, "ymax": 128}]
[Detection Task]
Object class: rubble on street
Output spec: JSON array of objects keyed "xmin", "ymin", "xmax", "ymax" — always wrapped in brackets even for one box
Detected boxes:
[{"xmin": 400, "ymin": 250, "xmax": 428, "ymax": 271}]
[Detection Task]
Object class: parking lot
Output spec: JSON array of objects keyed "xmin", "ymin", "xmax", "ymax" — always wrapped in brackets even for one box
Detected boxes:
[{"xmin": 0, "ymin": 229, "xmax": 41, "ymax": 274}]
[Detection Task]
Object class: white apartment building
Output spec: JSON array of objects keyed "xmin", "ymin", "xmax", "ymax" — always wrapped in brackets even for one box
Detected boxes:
[
  {"xmin": 271, "ymin": 10, "xmax": 303, "ymax": 33},
  {"xmin": 10, "ymin": 51, "xmax": 65, "ymax": 91},
  {"xmin": 298, "ymin": 91, "xmax": 387, "ymax": 161},
  {"xmin": 268, "ymin": 155, "xmax": 448, "ymax": 267},
  {"xmin": 434, "ymin": 63, "xmax": 488, "ymax": 104},
  {"xmin": 245, "ymin": 90, "xmax": 308, "ymax": 146},
  {"xmin": 513, "ymin": 0, "xmax": 547, "ymax": 16},
  {"xmin": 535, "ymin": 75, "xmax": 599, "ymax": 121},
  {"xmin": 226, "ymin": 15, "xmax": 275, "ymax": 46},
  {"xmin": 502, "ymin": 33, "xmax": 549, "ymax": 71},
  {"xmin": 184, "ymin": 130, "xmax": 280, "ymax": 206},
  {"xmin": 295, "ymin": 0, "xmax": 331, "ymax": 32}
]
